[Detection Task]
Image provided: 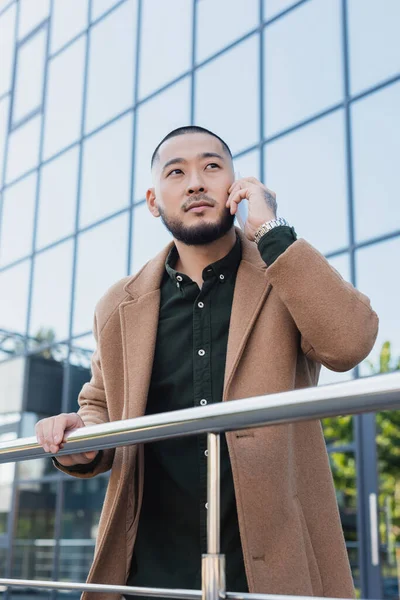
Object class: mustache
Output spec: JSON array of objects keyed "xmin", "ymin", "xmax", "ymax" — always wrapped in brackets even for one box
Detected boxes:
[{"xmin": 182, "ymin": 194, "xmax": 216, "ymax": 211}]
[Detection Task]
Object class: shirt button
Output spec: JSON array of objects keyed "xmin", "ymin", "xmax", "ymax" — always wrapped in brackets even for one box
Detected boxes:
[
  {"xmin": 198, "ymin": 349, "xmax": 205, "ymax": 356},
  {"xmin": 198, "ymin": 301, "xmax": 204, "ymax": 308},
  {"xmin": 176, "ymin": 275, "xmax": 183, "ymax": 282},
  {"xmin": 204, "ymin": 449, "xmax": 209, "ymax": 457},
  {"xmin": 200, "ymin": 399, "xmax": 207, "ymax": 406},
  {"xmin": 205, "ymin": 503, "xmax": 208, "ymax": 510},
  {"xmin": 219, "ymin": 274, "xmax": 225, "ymax": 280}
]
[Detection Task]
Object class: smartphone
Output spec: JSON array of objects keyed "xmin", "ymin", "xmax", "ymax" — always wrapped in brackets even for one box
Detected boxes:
[{"xmin": 234, "ymin": 171, "xmax": 248, "ymax": 230}]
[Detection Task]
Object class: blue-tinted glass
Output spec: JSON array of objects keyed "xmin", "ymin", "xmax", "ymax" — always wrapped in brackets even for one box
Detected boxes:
[
  {"xmin": 50, "ymin": 0, "xmax": 88, "ymax": 54},
  {"xmin": 139, "ymin": 0, "xmax": 192, "ymax": 99},
  {"xmin": 73, "ymin": 213, "xmax": 128, "ymax": 335},
  {"xmin": 0, "ymin": 4, "xmax": 17, "ymax": 96},
  {"xmin": 0, "ymin": 96, "xmax": 10, "ymax": 186},
  {"xmin": 352, "ymin": 82, "xmax": 400, "ymax": 243},
  {"xmin": 264, "ymin": 0, "xmax": 343, "ymax": 136},
  {"xmin": 13, "ymin": 27, "xmax": 47, "ymax": 124},
  {"xmin": 265, "ymin": 110, "xmax": 348, "ymax": 255},
  {"xmin": 5, "ymin": 115, "xmax": 41, "ymax": 184},
  {"xmin": 195, "ymin": 35, "xmax": 259, "ymax": 155},
  {"xmin": 43, "ymin": 37, "xmax": 85, "ymax": 160},
  {"xmin": 263, "ymin": 0, "xmax": 299, "ymax": 20},
  {"xmin": 348, "ymin": 0, "xmax": 400, "ymax": 95},
  {"xmin": 356, "ymin": 238, "xmax": 400, "ymax": 376},
  {"xmin": 134, "ymin": 77, "xmax": 191, "ymax": 202},
  {"xmin": 18, "ymin": 0, "xmax": 49, "ymax": 39},
  {"xmin": 80, "ymin": 113, "xmax": 133, "ymax": 228},
  {"xmin": 29, "ymin": 240, "xmax": 74, "ymax": 341},
  {"xmin": 37, "ymin": 146, "xmax": 79, "ymax": 250},
  {"xmin": 91, "ymin": 0, "xmax": 120, "ymax": 21},
  {"xmin": 131, "ymin": 202, "xmax": 172, "ymax": 274},
  {"xmin": 85, "ymin": 0, "xmax": 137, "ymax": 133},
  {"xmin": 0, "ymin": 260, "xmax": 30, "ymax": 335},
  {"xmin": 196, "ymin": 0, "xmax": 258, "ymax": 63},
  {"xmin": 233, "ymin": 150, "xmax": 260, "ymax": 180},
  {"xmin": 0, "ymin": 173, "xmax": 36, "ymax": 266}
]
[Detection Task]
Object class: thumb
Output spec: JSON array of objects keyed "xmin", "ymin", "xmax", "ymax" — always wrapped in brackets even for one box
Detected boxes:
[{"xmin": 84, "ymin": 451, "xmax": 97, "ymax": 460}]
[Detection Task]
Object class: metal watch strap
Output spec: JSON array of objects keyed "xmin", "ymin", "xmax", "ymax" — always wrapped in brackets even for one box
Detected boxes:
[{"xmin": 254, "ymin": 217, "xmax": 290, "ymax": 245}]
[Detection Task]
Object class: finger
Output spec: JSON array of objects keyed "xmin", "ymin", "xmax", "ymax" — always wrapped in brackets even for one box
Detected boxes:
[{"xmin": 228, "ymin": 188, "xmax": 250, "ymax": 214}]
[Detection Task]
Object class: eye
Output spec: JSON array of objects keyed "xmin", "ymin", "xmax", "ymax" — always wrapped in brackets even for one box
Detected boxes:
[
  {"xmin": 167, "ymin": 168, "xmax": 183, "ymax": 177},
  {"xmin": 206, "ymin": 163, "xmax": 220, "ymax": 170}
]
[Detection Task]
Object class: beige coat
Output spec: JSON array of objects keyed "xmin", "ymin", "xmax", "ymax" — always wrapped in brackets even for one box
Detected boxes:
[{"xmin": 57, "ymin": 231, "xmax": 379, "ymax": 599}]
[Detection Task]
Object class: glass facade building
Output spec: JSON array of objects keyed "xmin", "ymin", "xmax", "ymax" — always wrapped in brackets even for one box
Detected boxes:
[{"xmin": 0, "ymin": 0, "xmax": 399, "ymax": 598}]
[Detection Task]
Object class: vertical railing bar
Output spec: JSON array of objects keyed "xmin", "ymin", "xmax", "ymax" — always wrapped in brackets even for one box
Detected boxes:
[{"xmin": 207, "ymin": 432, "xmax": 220, "ymax": 555}]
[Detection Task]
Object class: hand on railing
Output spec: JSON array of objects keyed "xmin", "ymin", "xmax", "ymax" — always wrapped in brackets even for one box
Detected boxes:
[{"xmin": 35, "ymin": 413, "xmax": 98, "ymax": 467}]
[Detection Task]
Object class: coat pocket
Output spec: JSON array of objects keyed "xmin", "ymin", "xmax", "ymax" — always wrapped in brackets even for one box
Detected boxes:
[{"xmin": 294, "ymin": 495, "xmax": 324, "ymax": 597}]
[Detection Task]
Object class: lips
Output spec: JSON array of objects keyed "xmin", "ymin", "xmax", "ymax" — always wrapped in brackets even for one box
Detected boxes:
[{"xmin": 186, "ymin": 202, "xmax": 214, "ymax": 212}]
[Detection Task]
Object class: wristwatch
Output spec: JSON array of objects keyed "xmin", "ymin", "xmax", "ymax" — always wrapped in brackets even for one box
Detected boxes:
[{"xmin": 254, "ymin": 217, "xmax": 291, "ymax": 245}]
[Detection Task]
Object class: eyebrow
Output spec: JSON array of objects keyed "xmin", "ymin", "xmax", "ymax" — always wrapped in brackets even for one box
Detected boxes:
[{"xmin": 161, "ymin": 152, "xmax": 225, "ymax": 174}]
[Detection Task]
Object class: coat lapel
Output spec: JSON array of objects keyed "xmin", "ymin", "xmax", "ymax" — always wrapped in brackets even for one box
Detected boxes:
[{"xmin": 223, "ymin": 232, "xmax": 272, "ymax": 400}]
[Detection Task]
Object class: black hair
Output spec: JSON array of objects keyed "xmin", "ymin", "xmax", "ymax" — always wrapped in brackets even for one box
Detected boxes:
[{"xmin": 151, "ymin": 125, "xmax": 233, "ymax": 168}]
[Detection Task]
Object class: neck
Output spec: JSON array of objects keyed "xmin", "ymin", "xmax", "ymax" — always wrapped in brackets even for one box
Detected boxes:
[{"xmin": 174, "ymin": 228, "xmax": 237, "ymax": 287}]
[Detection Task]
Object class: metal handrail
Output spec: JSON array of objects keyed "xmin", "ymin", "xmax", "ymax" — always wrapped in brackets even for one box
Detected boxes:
[
  {"xmin": 1, "ymin": 372, "xmax": 399, "ymax": 464},
  {"xmin": 1, "ymin": 371, "xmax": 400, "ymax": 600}
]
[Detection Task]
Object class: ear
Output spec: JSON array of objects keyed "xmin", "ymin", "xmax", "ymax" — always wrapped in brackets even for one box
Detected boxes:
[{"xmin": 146, "ymin": 188, "xmax": 160, "ymax": 217}]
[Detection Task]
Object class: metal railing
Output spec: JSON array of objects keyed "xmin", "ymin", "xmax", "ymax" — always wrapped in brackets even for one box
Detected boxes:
[{"xmin": 1, "ymin": 371, "xmax": 400, "ymax": 600}]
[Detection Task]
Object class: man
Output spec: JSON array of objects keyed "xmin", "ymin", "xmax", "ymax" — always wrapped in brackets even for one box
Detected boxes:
[{"xmin": 36, "ymin": 125, "xmax": 378, "ymax": 600}]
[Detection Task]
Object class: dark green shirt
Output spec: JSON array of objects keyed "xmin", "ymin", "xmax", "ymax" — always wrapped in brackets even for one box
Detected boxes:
[{"xmin": 126, "ymin": 226, "xmax": 297, "ymax": 598}]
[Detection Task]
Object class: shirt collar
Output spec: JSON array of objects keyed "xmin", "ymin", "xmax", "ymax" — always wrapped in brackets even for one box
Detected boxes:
[{"xmin": 165, "ymin": 234, "xmax": 242, "ymax": 286}]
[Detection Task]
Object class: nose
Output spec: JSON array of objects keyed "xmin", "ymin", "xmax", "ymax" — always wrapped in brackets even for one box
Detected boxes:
[{"xmin": 186, "ymin": 173, "xmax": 207, "ymax": 196}]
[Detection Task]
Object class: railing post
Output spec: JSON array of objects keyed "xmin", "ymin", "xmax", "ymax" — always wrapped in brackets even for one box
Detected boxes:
[{"xmin": 202, "ymin": 433, "xmax": 225, "ymax": 600}]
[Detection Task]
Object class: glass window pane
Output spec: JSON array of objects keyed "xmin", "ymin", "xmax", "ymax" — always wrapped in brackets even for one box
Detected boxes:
[
  {"xmin": 348, "ymin": 0, "xmax": 400, "ymax": 95},
  {"xmin": 73, "ymin": 213, "xmax": 128, "ymax": 335},
  {"xmin": 139, "ymin": 0, "xmax": 192, "ymax": 99},
  {"xmin": 5, "ymin": 114, "xmax": 41, "ymax": 184},
  {"xmin": 263, "ymin": 0, "xmax": 299, "ymax": 20},
  {"xmin": 37, "ymin": 146, "xmax": 79, "ymax": 250},
  {"xmin": 91, "ymin": 0, "xmax": 120, "ymax": 21},
  {"xmin": 0, "ymin": 173, "xmax": 36, "ymax": 265},
  {"xmin": 264, "ymin": 0, "xmax": 343, "ymax": 137},
  {"xmin": 59, "ymin": 477, "xmax": 108, "ymax": 582},
  {"xmin": 195, "ymin": 36, "xmax": 259, "ymax": 155},
  {"xmin": 0, "ymin": 260, "xmax": 30, "ymax": 335},
  {"xmin": 43, "ymin": 37, "xmax": 85, "ymax": 160},
  {"xmin": 131, "ymin": 202, "xmax": 172, "ymax": 273},
  {"xmin": 0, "ymin": 3, "xmax": 17, "ymax": 95},
  {"xmin": 13, "ymin": 27, "xmax": 47, "ymax": 124},
  {"xmin": 134, "ymin": 78, "xmax": 191, "ymax": 203},
  {"xmin": 356, "ymin": 238, "xmax": 400, "ymax": 376},
  {"xmin": 50, "ymin": 0, "xmax": 88, "ymax": 54},
  {"xmin": 29, "ymin": 240, "xmax": 74, "ymax": 342},
  {"xmin": 233, "ymin": 150, "xmax": 260, "ymax": 180},
  {"xmin": 85, "ymin": 0, "xmax": 137, "ymax": 133},
  {"xmin": 197, "ymin": 0, "xmax": 258, "ymax": 63},
  {"xmin": 18, "ymin": 0, "xmax": 49, "ymax": 39},
  {"xmin": 265, "ymin": 111, "xmax": 348, "ymax": 255},
  {"xmin": 80, "ymin": 113, "xmax": 133, "ymax": 228},
  {"xmin": 0, "ymin": 96, "xmax": 10, "ymax": 186},
  {"xmin": 352, "ymin": 82, "xmax": 400, "ymax": 243}
]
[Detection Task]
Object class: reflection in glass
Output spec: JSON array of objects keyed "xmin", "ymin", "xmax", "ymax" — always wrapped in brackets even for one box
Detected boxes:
[
  {"xmin": 18, "ymin": 0, "xmax": 49, "ymax": 40},
  {"xmin": 29, "ymin": 240, "xmax": 74, "ymax": 342},
  {"xmin": 0, "ymin": 3, "xmax": 16, "ymax": 96},
  {"xmin": 0, "ymin": 260, "xmax": 30, "ymax": 336},
  {"xmin": 85, "ymin": 0, "xmax": 137, "ymax": 133},
  {"xmin": 80, "ymin": 113, "xmax": 133, "ymax": 228},
  {"xmin": 356, "ymin": 238, "xmax": 400, "ymax": 374},
  {"xmin": 348, "ymin": 0, "xmax": 400, "ymax": 95},
  {"xmin": 263, "ymin": 0, "xmax": 343, "ymax": 137},
  {"xmin": 0, "ymin": 172, "xmax": 37, "ymax": 266},
  {"xmin": 196, "ymin": 0, "xmax": 258, "ymax": 63},
  {"xmin": 0, "ymin": 96, "xmax": 10, "ymax": 185},
  {"xmin": 5, "ymin": 114, "xmax": 41, "ymax": 183},
  {"xmin": 37, "ymin": 145, "xmax": 79, "ymax": 249},
  {"xmin": 0, "ymin": 414, "xmax": 19, "ymax": 533},
  {"xmin": 352, "ymin": 83, "xmax": 400, "ymax": 243},
  {"xmin": 139, "ymin": 0, "xmax": 192, "ymax": 99},
  {"xmin": 12, "ymin": 480, "xmax": 57, "ymax": 581},
  {"xmin": 195, "ymin": 35, "xmax": 259, "ymax": 155},
  {"xmin": 59, "ymin": 477, "xmax": 108, "ymax": 582},
  {"xmin": 131, "ymin": 202, "xmax": 172, "ymax": 274},
  {"xmin": 73, "ymin": 213, "xmax": 128, "ymax": 335},
  {"xmin": 265, "ymin": 110, "xmax": 348, "ymax": 255},
  {"xmin": 133, "ymin": 78, "xmax": 191, "ymax": 202},
  {"xmin": 50, "ymin": 0, "xmax": 88, "ymax": 54},
  {"xmin": 43, "ymin": 37, "xmax": 85, "ymax": 160},
  {"xmin": 13, "ymin": 27, "xmax": 47, "ymax": 124}
]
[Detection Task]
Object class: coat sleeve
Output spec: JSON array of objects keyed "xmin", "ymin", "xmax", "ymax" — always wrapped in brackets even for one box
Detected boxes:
[
  {"xmin": 53, "ymin": 312, "xmax": 115, "ymax": 478},
  {"xmin": 265, "ymin": 238, "xmax": 379, "ymax": 372}
]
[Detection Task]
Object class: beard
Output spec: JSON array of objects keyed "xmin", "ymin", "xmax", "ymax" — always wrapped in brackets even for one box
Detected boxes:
[{"xmin": 158, "ymin": 205, "xmax": 235, "ymax": 246}]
